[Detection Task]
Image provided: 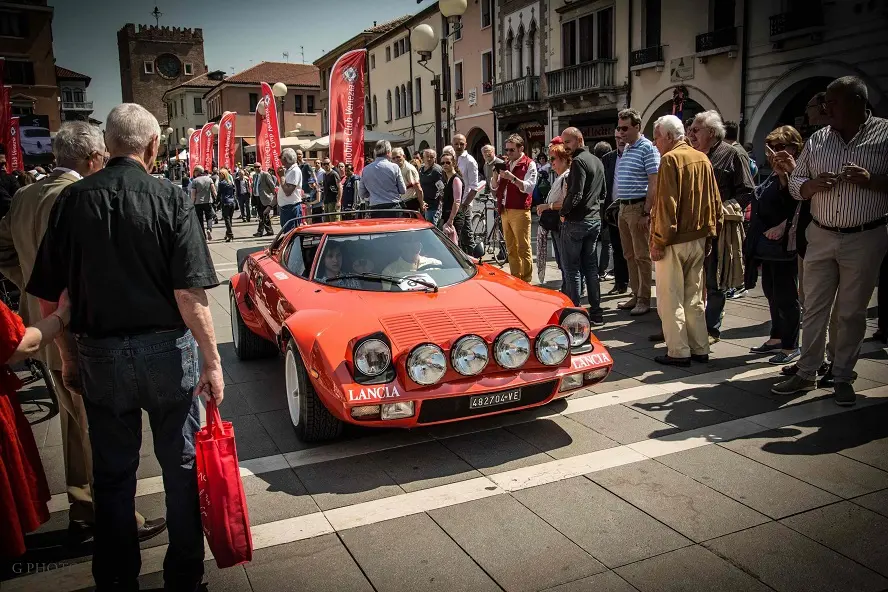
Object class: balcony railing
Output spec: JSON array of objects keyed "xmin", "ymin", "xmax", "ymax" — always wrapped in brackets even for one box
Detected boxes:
[
  {"xmin": 769, "ymin": 9, "xmax": 824, "ymax": 38},
  {"xmin": 545, "ymin": 60, "xmax": 616, "ymax": 99},
  {"xmin": 630, "ymin": 46, "xmax": 664, "ymax": 68},
  {"xmin": 493, "ymin": 76, "xmax": 540, "ymax": 108},
  {"xmin": 695, "ymin": 27, "xmax": 738, "ymax": 54},
  {"xmin": 61, "ymin": 101, "xmax": 94, "ymax": 111}
]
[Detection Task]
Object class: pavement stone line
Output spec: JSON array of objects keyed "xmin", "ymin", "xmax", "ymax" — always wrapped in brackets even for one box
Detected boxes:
[
  {"xmin": 13, "ymin": 379, "xmax": 888, "ymax": 592},
  {"xmin": 43, "ymin": 363, "xmax": 784, "ymax": 513}
]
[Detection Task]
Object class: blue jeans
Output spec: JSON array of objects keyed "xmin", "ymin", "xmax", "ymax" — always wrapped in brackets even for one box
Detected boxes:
[
  {"xmin": 705, "ymin": 242, "xmax": 726, "ymax": 338},
  {"xmin": 75, "ymin": 329, "xmax": 204, "ymax": 590},
  {"xmin": 424, "ymin": 204, "xmax": 440, "ymax": 225},
  {"xmin": 560, "ymin": 219, "xmax": 603, "ymax": 319},
  {"xmin": 279, "ymin": 203, "xmax": 301, "ymax": 232}
]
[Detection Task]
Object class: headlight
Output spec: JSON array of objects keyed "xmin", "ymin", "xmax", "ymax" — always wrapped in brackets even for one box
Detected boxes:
[
  {"xmin": 451, "ymin": 335, "xmax": 489, "ymax": 376},
  {"xmin": 561, "ymin": 312, "xmax": 591, "ymax": 347},
  {"xmin": 407, "ymin": 343, "xmax": 447, "ymax": 385},
  {"xmin": 535, "ymin": 326, "xmax": 570, "ymax": 365},
  {"xmin": 494, "ymin": 329, "xmax": 530, "ymax": 369},
  {"xmin": 354, "ymin": 339, "xmax": 391, "ymax": 377}
]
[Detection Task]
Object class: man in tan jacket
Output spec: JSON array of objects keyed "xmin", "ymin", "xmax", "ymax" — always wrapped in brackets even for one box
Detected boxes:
[
  {"xmin": 649, "ymin": 115, "xmax": 722, "ymax": 367},
  {"xmin": 0, "ymin": 121, "xmax": 164, "ymax": 542}
]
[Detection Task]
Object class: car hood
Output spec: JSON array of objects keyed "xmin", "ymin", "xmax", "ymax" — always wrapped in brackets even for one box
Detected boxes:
[{"xmin": 289, "ymin": 268, "xmax": 573, "ymax": 358}]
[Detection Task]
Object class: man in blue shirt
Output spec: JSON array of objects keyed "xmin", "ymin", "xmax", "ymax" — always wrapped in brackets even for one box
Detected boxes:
[
  {"xmin": 358, "ymin": 140, "xmax": 406, "ymax": 219},
  {"xmin": 614, "ymin": 108, "xmax": 660, "ymax": 316}
]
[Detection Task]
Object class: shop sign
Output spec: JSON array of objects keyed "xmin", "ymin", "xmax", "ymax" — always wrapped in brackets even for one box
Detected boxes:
[{"xmin": 670, "ymin": 57, "xmax": 695, "ymax": 83}]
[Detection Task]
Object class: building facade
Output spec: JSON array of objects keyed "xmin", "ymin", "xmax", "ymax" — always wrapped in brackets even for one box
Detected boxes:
[
  {"xmin": 451, "ymin": 0, "xmax": 496, "ymax": 163},
  {"xmin": 743, "ymin": 0, "xmax": 887, "ymax": 164},
  {"xmin": 547, "ymin": 0, "xmax": 630, "ymax": 148},
  {"xmin": 202, "ymin": 62, "xmax": 321, "ymax": 163},
  {"xmin": 0, "ymin": 0, "xmax": 60, "ymax": 132},
  {"xmin": 57, "ymin": 66, "xmax": 95, "ymax": 124},
  {"xmin": 117, "ymin": 24, "xmax": 207, "ymax": 126},
  {"xmin": 367, "ymin": 4, "xmax": 443, "ymax": 157},
  {"xmin": 163, "ymin": 70, "xmax": 221, "ymax": 146},
  {"xmin": 629, "ymin": 0, "xmax": 744, "ymax": 139}
]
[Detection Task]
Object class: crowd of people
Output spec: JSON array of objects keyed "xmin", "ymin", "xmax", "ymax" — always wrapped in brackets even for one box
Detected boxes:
[{"xmin": 0, "ymin": 72, "xmax": 884, "ymax": 589}]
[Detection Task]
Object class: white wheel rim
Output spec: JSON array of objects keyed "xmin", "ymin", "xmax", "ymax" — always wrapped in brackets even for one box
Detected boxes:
[
  {"xmin": 230, "ymin": 295, "xmax": 240, "ymax": 351},
  {"xmin": 285, "ymin": 349, "xmax": 301, "ymax": 428}
]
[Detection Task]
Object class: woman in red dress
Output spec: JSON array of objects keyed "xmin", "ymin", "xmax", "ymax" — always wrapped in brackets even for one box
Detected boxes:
[{"xmin": 1, "ymin": 293, "xmax": 70, "ymax": 558}]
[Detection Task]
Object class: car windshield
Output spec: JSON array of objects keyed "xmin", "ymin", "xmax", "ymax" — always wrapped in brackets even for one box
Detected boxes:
[{"xmin": 314, "ymin": 228, "xmax": 476, "ymax": 291}]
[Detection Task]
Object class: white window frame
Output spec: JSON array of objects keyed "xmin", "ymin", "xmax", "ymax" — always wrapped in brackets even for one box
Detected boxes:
[
  {"xmin": 480, "ymin": 0, "xmax": 492, "ymax": 30},
  {"xmin": 454, "ymin": 16, "xmax": 462, "ymax": 41},
  {"xmin": 143, "ymin": 61, "xmax": 155, "ymax": 74},
  {"xmin": 370, "ymin": 54, "xmax": 376, "ymax": 70},
  {"xmin": 453, "ymin": 60, "xmax": 464, "ymax": 101},
  {"xmin": 385, "ymin": 46, "xmax": 391, "ymax": 62},
  {"xmin": 184, "ymin": 63, "xmax": 193, "ymax": 75},
  {"xmin": 481, "ymin": 50, "xmax": 493, "ymax": 93}
]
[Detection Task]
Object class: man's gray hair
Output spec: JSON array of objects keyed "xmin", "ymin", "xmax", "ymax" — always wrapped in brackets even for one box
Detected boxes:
[
  {"xmin": 481, "ymin": 144, "xmax": 495, "ymax": 154},
  {"xmin": 653, "ymin": 115, "xmax": 685, "ymax": 141},
  {"xmin": 828, "ymin": 76, "xmax": 869, "ymax": 102},
  {"xmin": 52, "ymin": 121, "xmax": 105, "ymax": 165},
  {"xmin": 694, "ymin": 110, "xmax": 726, "ymax": 141},
  {"xmin": 442, "ymin": 145, "xmax": 455, "ymax": 156},
  {"xmin": 193, "ymin": 165, "xmax": 205, "ymax": 175},
  {"xmin": 104, "ymin": 103, "xmax": 161, "ymax": 155},
  {"xmin": 280, "ymin": 148, "xmax": 297, "ymax": 166},
  {"xmin": 374, "ymin": 140, "xmax": 392, "ymax": 157},
  {"xmin": 391, "ymin": 147, "xmax": 405, "ymax": 157},
  {"xmin": 422, "ymin": 148, "xmax": 437, "ymax": 159}
]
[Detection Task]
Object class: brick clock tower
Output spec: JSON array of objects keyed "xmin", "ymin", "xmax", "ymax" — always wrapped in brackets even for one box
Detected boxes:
[{"xmin": 117, "ymin": 24, "xmax": 207, "ymax": 124}]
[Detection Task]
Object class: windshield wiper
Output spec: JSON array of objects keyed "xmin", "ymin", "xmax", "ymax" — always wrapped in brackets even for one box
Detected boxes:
[{"xmin": 326, "ymin": 272, "xmax": 439, "ymax": 292}]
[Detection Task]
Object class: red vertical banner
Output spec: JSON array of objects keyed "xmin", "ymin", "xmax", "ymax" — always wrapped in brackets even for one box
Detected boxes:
[
  {"xmin": 7, "ymin": 117, "xmax": 22, "ymax": 172},
  {"xmin": 328, "ymin": 49, "xmax": 366, "ymax": 175},
  {"xmin": 258, "ymin": 82, "xmax": 281, "ymax": 172},
  {"xmin": 201, "ymin": 122, "xmax": 215, "ymax": 171},
  {"xmin": 217, "ymin": 111, "xmax": 236, "ymax": 171},
  {"xmin": 255, "ymin": 107, "xmax": 267, "ymax": 171},
  {"xmin": 0, "ymin": 58, "xmax": 9, "ymax": 173},
  {"xmin": 188, "ymin": 129, "xmax": 202, "ymax": 176}
]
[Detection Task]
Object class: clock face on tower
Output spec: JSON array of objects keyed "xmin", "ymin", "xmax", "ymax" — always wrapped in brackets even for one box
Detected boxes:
[{"xmin": 155, "ymin": 54, "xmax": 182, "ymax": 79}]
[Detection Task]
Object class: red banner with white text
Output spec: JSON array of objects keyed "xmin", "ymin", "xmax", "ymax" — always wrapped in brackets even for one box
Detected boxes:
[
  {"xmin": 256, "ymin": 82, "xmax": 281, "ymax": 173},
  {"xmin": 218, "ymin": 111, "xmax": 236, "ymax": 171},
  {"xmin": 201, "ymin": 122, "xmax": 215, "ymax": 171},
  {"xmin": 8, "ymin": 117, "xmax": 22, "ymax": 173},
  {"xmin": 328, "ymin": 49, "xmax": 366, "ymax": 175},
  {"xmin": 188, "ymin": 129, "xmax": 202, "ymax": 176}
]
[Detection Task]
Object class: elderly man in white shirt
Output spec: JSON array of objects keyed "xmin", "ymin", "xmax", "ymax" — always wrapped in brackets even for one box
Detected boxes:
[
  {"xmin": 278, "ymin": 148, "xmax": 303, "ymax": 229},
  {"xmin": 452, "ymin": 134, "xmax": 481, "ymax": 255}
]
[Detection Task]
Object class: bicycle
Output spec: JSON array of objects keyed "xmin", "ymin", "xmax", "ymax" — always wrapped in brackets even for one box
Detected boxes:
[{"xmin": 470, "ymin": 193, "xmax": 508, "ymax": 266}]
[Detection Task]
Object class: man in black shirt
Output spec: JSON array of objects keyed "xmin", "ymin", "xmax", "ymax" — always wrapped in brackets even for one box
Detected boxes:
[
  {"xmin": 419, "ymin": 149, "xmax": 444, "ymax": 225},
  {"xmin": 27, "ymin": 103, "xmax": 222, "ymax": 591},
  {"xmin": 321, "ymin": 158, "xmax": 341, "ymax": 221},
  {"xmin": 559, "ymin": 127, "xmax": 606, "ymax": 325}
]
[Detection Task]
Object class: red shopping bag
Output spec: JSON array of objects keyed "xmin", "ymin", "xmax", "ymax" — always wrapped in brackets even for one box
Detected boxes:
[{"xmin": 195, "ymin": 399, "xmax": 253, "ymax": 568}]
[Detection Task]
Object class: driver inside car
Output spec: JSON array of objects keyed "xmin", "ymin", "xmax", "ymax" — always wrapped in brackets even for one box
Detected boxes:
[
  {"xmin": 316, "ymin": 242, "xmax": 361, "ymax": 289},
  {"xmin": 382, "ymin": 235, "xmax": 442, "ymax": 290}
]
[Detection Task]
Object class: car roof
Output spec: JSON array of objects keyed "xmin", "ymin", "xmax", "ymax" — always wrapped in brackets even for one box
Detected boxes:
[{"xmin": 296, "ymin": 217, "xmax": 434, "ymax": 235}]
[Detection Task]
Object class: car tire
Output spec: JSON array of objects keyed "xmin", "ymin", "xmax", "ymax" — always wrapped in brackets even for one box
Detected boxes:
[
  {"xmin": 230, "ymin": 293, "xmax": 278, "ymax": 360},
  {"xmin": 285, "ymin": 342, "xmax": 343, "ymax": 442}
]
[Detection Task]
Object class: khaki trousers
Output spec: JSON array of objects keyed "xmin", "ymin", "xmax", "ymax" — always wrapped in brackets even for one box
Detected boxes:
[
  {"xmin": 618, "ymin": 201, "xmax": 653, "ymax": 303},
  {"xmin": 655, "ymin": 239, "xmax": 709, "ymax": 358},
  {"xmin": 797, "ymin": 224, "xmax": 887, "ymax": 383},
  {"xmin": 49, "ymin": 368, "xmax": 145, "ymax": 526},
  {"xmin": 502, "ymin": 209, "xmax": 533, "ymax": 283},
  {"xmin": 798, "ymin": 254, "xmax": 838, "ymax": 361}
]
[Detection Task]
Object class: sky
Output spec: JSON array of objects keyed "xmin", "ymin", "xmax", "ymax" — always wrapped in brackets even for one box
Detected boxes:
[{"xmin": 52, "ymin": 0, "xmax": 432, "ymax": 124}]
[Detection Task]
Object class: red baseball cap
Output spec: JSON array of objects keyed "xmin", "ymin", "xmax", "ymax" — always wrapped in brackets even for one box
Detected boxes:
[{"xmin": 550, "ymin": 136, "xmax": 564, "ymax": 145}]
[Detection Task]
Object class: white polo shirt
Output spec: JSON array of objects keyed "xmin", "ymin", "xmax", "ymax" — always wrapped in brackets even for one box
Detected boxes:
[{"xmin": 278, "ymin": 163, "xmax": 303, "ymax": 206}]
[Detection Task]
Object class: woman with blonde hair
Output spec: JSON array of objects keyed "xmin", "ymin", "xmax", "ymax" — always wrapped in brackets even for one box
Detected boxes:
[
  {"xmin": 217, "ymin": 168, "xmax": 238, "ymax": 242},
  {"xmin": 746, "ymin": 125, "xmax": 805, "ymax": 364}
]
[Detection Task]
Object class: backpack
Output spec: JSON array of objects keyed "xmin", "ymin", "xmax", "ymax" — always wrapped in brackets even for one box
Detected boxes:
[{"xmin": 533, "ymin": 173, "xmax": 551, "ymax": 206}]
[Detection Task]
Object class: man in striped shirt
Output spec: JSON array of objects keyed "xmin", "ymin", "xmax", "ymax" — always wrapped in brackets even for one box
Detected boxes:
[
  {"xmin": 614, "ymin": 109, "xmax": 660, "ymax": 316},
  {"xmin": 772, "ymin": 76, "xmax": 888, "ymax": 406}
]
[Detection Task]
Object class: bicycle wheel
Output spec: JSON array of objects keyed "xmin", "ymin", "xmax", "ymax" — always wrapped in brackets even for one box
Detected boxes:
[
  {"xmin": 470, "ymin": 212, "xmax": 485, "ymax": 239},
  {"xmin": 493, "ymin": 220, "xmax": 508, "ymax": 266}
]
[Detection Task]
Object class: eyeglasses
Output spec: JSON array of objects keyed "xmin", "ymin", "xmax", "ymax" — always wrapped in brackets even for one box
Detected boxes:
[
  {"xmin": 322, "ymin": 162, "xmax": 331, "ymax": 166},
  {"xmin": 766, "ymin": 143, "xmax": 787, "ymax": 152},
  {"xmin": 617, "ymin": 125, "xmax": 634, "ymax": 132},
  {"xmin": 504, "ymin": 148, "xmax": 516, "ymax": 153}
]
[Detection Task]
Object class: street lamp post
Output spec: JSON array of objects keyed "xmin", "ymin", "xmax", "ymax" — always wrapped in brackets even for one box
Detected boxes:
[
  {"xmin": 179, "ymin": 137, "xmax": 187, "ymax": 179},
  {"xmin": 273, "ymin": 82, "xmax": 288, "ymax": 139},
  {"xmin": 185, "ymin": 128, "xmax": 195, "ymax": 175},
  {"xmin": 411, "ymin": 0, "xmax": 467, "ymax": 154},
  {"xmin": 165, "ymin": 127, "xmax": 174, "ymax": 178}
]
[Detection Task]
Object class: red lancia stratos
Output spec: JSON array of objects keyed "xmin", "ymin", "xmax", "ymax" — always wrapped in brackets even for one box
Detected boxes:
[{"xmin": 230, "ymin": 212, "xmax": 612, "ymax": 441}]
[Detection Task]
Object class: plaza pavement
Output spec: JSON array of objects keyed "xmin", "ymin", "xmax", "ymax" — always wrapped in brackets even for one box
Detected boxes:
[{"xmin": 5, "ymin": 213, "xmax": 888, "ymax": 592}]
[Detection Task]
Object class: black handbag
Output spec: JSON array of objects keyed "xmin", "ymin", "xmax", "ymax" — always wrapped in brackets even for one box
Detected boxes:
[
  {"xmin": 753, "ymin": 235, "xmax": 795, "ymax": 261},
  {"xmin": 539, "ymin": 209, "xmax": 561, "ymax": 231}
]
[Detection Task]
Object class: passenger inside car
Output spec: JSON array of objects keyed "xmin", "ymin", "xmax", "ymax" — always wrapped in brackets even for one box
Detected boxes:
[{"xmin": 315, "ymin": 242, "xmax": 361, "ymax": 289}]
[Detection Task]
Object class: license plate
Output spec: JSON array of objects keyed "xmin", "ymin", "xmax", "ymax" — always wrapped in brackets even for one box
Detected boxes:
[{"xmin": 469, "ymin": 389, "xmax": 522, "ymax": 410}]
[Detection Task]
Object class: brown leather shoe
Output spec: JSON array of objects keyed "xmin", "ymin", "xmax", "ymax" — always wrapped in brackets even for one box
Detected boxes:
[
  {"xmin": 630, "ymin": 303, "xmax": 651, "ymax": 316},
  {"xmin": 617, "ymin": 298, "xmax": 637, "ymax": 310},
  {"xmin": 138, "ymin": 517, "xmax": 167, "ymax": 542}
]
